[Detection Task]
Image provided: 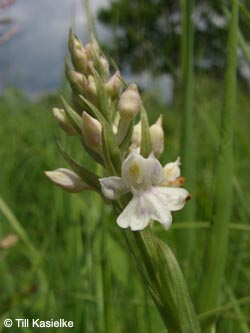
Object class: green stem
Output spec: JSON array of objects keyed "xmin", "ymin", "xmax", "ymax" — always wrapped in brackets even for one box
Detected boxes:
[
  {"xmin": 97, "ymin": 196, "xmax": 114, "ymax": 333},
  {"xmin": 177, "ymin": 0, "xmax": 195, "ymax": 266},
  {"xmin": 197, "ymin": 1, "xmax": 239, "ymax": 331}
]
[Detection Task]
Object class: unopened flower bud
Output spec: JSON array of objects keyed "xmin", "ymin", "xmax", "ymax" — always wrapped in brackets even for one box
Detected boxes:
[
  {"xmin": 105, "ymin": 71, "xmax": 122, "ymax": 99},
  {"xmin": 149, "ymin": 115, "xmax": 164, "ymax": 158},
  {"xmin": 84, "ymin": 75, "xmax": 98, "ymax": 105},
  {"xmin": 65, "ymin": 61, "xmax": 86, "ymax": 94},
  {"xmin": 82, "ymin": 111, "xmax": 103, "ymax": 157},
  {"xmin": 100, "ymin": 56, "xmax": 110, "ymax": 79},
  {"xmin": 68, "ymin": 30, "xmax": 89, "ymax": 74},
  {"xmin": 118, "ymin": 84, "xmax": 140, "ymax": 120},
  {"xmin": 85, "ymin": 41, "xmax": 100, "ymax": 61},
  {"xmin": 45, "ymin": 168, "xmax": 89, "ymax": 193},
  {"xmin": 86, "ymin": 75, "xmax": 97, "ymax": 96},
  {"xmin": 52, "ymin": 108, "xmax": 78, "ymax": 136},
  {"xmin": 130, "ymin": 116, "xmax": 164, "ymax": 157},
  {"xmin": 164, "ymin": 157, "xmax": 181, "ymax": 183},
  {"xmin": 85, "ymin": 43, "xmax": 93, "ymax": 60}
]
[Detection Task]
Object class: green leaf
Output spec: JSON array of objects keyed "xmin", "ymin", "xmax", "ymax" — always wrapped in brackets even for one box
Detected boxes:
[
  {"xmin": 89, "ymin": 65, "xmax": 109, "ymax": 121},
  {"xmin": 133, "ymin": 231, "xmax": 179, "ymax": 332},
  {"xmin": 60, "ymin": 96, "xmax": 82, "ymax": 135},
  {"xmin": 154, "ymin": 237, "xmax": 201, "ymax": 333},
  {"xmin": 56, "ymin": 140, "xmax": 101, "ymax": 191},
  {"xmin": 239, "ymin": 2, "xmax": 250, "ymax": 26},
  {"xmin": 140, "ymin": 104, "xmax": 152, "ymax": 157},
  {"xmin": 119, "ymin": 119, "xmax": 134, "ymax": 155},
  {"xmin": 79, "ymin": 94, "xmax": 107, "ymax": 127},
  {"xmin": 80, "ymin": 137, "xmax": 104, "ymax": 166}
]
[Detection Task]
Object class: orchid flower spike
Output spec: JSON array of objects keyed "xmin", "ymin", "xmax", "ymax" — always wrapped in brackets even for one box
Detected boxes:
[{"xmin": 100, "ymin": 150, "xmax": 189, "ymax": 231}]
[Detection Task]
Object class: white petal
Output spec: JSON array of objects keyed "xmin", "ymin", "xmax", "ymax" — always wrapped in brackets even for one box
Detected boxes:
[
  {"xmin": 147, "ymin": 155, "xmax": 165, "ymax": 186},
  {"xmin": 99, "ymin": 177, "xmax": 128, "ymax": 200},
  {"xmin": 135, "ymin": 186, "xmax": 189, "ymax": 229},
  {"xmin": 141, "ymin": 189, "xmax": 173, "ymax": 229},
  {"xmin": 117, "ymin": 195, "xmax": 151, "ymax": 230},
  {"xmin": 151, "ymin": 187, "xmax": 189, "ymax": 211}
]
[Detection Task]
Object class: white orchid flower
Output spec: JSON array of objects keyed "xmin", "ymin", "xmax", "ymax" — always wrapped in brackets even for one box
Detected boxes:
[{"xmin": 100, "ymin": 150, "xmax": 189, "ymax": 231}]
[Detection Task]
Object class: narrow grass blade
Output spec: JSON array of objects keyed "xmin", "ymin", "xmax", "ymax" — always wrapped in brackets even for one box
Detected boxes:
[
  {"xmin": 197, "ymin": 1, "xmax": 239, "ymax": 330},
  {"xmin": 199, "ymin": 295, "xmax": 250, "ymax": 322},
  {"xmin": 225, "ymin": 285, "xmax": 250, "ymax": 333},
  {"xmin": 0, "ymin": 196, "xmax": 37, "ymax": 258}
]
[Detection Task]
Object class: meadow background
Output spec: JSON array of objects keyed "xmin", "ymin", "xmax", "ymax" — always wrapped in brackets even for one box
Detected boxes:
[{"xmin": 0, "ymin": 1, "xmax": 250, "ymax": 332}]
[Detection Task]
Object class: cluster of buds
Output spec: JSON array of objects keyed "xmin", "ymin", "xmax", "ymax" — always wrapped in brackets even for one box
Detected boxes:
[{"xmin": 46, "ymin": 30, "xmax": 189, "ymax": 231}]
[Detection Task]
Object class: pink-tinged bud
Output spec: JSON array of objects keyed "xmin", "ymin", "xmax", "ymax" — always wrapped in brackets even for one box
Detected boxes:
[
  {"xmin": 68, "ymin": 31, "xmax": 89, "ymax": 74},
  {"xmin": 83, "ymin": 75, "xmax": 98, "ymax": 105},
  {"xmin": 85, "ymin": 41, "xmax": 100, "ymax": 61},
  {"xmin": 86, "ymin": 75, "xmax": 97, "ymax": 96},
  {"xmin": 118, "ymin": 84, "xmax": 140, "ymax": 120},
  {"xmin": 85, "ymin": 43, "xmax": 93, "ymax": 60},
  {"xmin": 100, "ymin": 56, "xmax": 110, "ymax": 79},
  {"xmin": 72, "ymin": 71, "xmax": 86, "ymax": 89},
  {"xmin": 82, "ymin": 111, "xmax": 103, "ymax": 157},
  {"xmin": 65, "ymin": 61, "xmax": 87, "ymax": 94},
  {"xmin": 149, "ymin": 115, "xmax": 164, "ymax": 158},
  {"xmin": 105, "ymin": 71, "xmax": 122, "ymax": 99},
  {"xmin": 45, "ymin": 168, "xmax": 89, "ymax": 193},
  {"xmin": 52, "ymin": 108, "xmax": 78, "ymax": 136}
]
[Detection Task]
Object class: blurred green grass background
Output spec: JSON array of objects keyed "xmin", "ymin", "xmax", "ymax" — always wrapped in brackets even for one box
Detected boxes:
[{"xmin": 0, "ymin": 73, "xmax": 249, "ymax": 332}]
